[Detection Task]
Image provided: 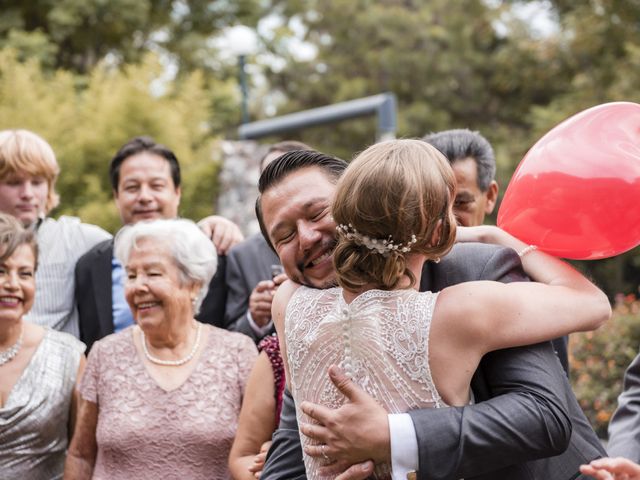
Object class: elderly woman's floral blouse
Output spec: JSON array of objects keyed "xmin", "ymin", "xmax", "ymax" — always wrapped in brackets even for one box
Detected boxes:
[{"xmin": 80, "ymin": 324, "xmax": 257, "ymax": 480}]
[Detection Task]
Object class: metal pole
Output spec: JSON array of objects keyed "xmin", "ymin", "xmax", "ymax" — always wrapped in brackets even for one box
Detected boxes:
[
  {"xmin": 238, "ymin": 54, "xmax": 249, "ymax": 124},
  {"xmin": 238, "ymin": 92, "xmax": 397, "ymax": 140}
]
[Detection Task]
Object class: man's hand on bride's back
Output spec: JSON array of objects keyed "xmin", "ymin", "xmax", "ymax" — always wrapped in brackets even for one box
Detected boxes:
[{"xmin": 298, "ymin": 365, "xmax": 388, "ymax": 479}]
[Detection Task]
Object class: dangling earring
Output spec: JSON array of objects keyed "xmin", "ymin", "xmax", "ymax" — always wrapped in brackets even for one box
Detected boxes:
[{"xmin": 433, "ymin": 257, "xmax": 441, "ymax": 264}]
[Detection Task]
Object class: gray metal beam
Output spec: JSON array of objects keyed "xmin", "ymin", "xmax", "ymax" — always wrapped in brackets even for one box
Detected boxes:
[{"xmin": 238, "ymin": 92, "xmax": 396, "ymax": 141}]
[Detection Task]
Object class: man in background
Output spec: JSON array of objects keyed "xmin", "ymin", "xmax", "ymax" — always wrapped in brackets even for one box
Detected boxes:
[
  {"xmin": 423, "ymin": 129, "xmax": 498, "ymax": 228},
  {"xmin": 608, "ymin": 351, "xmax": 640, "ymax": 461},
  {"xmin": 424, "ymin": 128, "xmax": 568, "ymax": 373},
  {"xmin": 224, "ymin": 140, "xmax": 311, "ymax": 342},
  {"xmin": 76, "ymin": 136, "xmax": 242, "ymax": 351}
]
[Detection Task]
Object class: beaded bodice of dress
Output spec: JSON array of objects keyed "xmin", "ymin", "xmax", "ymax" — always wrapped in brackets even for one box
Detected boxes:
[{"xmin": 285, "ymin": 286, "xmax": 443, "ymax": 480}]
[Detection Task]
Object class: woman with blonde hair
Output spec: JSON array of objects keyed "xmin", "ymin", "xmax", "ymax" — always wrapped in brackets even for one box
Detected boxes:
[
  {"xmin": 0, "ymin": 129, "xmax": 110, "ymax": 336},
  {"xmin": 272, "ymin": 139, "xmax": 611, "ymax": 479},
  {"xmin": 0, "ymin": 213, "xmax": 85, "ymax": 478}
]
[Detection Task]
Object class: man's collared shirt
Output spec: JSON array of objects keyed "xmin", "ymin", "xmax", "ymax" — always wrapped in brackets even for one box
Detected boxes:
[{"xmin": 111, "ymin": 257, "xmax": 134, "ymax": 332}]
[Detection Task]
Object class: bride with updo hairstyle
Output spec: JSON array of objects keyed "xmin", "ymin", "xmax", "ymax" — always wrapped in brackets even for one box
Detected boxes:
[
  {"xmin": 331, "ymin": 139, "xmax": 457, "ymax": 292},
  {"xmin": 272, "ymin": 139, "xmax": 610, "ymax": 479}
]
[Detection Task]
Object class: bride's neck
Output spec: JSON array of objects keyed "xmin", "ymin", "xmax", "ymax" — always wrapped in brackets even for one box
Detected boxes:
[
  {"xmin": 406, "ymin": 254, "xmax": 426, "ymax": 287},
  {"xmin": 342, "ymin": 254, "xmax": 427, "ymax": 303}
]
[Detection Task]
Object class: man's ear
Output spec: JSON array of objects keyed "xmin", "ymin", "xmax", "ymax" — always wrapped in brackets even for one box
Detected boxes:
[
  {"xmin": 484, "ymin": 181, "xmax": 499, "ymax": 215},
  {"xmin": 112, "ymin": 189, "xmax": 119, "ymax": 200}
]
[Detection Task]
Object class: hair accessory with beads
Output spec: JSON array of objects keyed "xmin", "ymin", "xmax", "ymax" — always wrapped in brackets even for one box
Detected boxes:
[{"xmin": 336, "ymin": 223, "xmax": 417, "ymax": 255}]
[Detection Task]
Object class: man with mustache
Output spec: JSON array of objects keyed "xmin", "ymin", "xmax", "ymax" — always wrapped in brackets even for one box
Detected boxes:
[
  {"xmin": 256, "ymin": 149, "xmax": 604, "ymax": 480},
  {"xmin": 224, "ymin": 140, "xmax": 311, "ymax": 343}
]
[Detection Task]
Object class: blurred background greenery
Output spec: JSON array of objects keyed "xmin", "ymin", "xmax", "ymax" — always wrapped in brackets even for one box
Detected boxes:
[
  {"xmin": 1, "ymin": 3, "xmax": 638, "ymax": 417},
  {"xmin": 1, "ymin": 0, "xmax": 638, "ymax": 288},
  {"xmin": 571, "ymin": 294, "xmax": 640, "ymax": 439}
]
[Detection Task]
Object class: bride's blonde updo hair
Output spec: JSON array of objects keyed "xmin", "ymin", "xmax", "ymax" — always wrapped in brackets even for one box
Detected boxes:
[{"xmin": 333, "ymin": 139, "xmax": 457, "ymax": 291}]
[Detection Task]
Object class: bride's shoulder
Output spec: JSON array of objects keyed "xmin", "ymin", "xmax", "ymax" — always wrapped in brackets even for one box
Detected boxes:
[
  {"xmin": 273, "ymin": 280, "xmax": 310, "ymax": 318},
  {"xmin": 288, "ymin": 284, "xmax": 337, "ymax": 307},
  {"xmin": 278, "ymin": 279, "xmax": 301, "ymax": 295},
  {"xmin": 273, "ymin": 279, "xmax": 298, "ymax": 308}
]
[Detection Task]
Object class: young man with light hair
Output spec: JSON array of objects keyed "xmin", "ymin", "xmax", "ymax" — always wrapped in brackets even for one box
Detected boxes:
[{"xmin": 0, "ymin": 129, "xmax": 111, "ymax": 336}]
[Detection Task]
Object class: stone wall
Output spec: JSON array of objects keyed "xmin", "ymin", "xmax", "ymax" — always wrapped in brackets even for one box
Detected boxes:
[{"xmin": 216, "ymin": 140, "xmax": 269, "ymax": 236}]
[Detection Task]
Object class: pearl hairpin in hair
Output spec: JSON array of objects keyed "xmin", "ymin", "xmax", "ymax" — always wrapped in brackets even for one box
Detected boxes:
[{"xmin": 336, "ymin": 224, "xmax": 417, "ymax": 255}]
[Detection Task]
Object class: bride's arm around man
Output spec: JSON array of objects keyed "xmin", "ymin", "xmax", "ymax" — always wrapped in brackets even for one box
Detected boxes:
[{"xmin": 256, "ymin": 147, "xmax": 608, "ymax": 480}]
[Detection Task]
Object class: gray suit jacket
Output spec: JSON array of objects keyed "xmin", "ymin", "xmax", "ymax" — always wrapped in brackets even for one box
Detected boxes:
[
  {"xmin": 607, "ymin": 351, "xmax": 640, "ymax": 461},
  {"xmin": 224, "ymin": 233, "xmax": 281, "ymax": 343},
  {"xmin": 261, "ymin": 243, "xmax": 604, "ymax": 480}
]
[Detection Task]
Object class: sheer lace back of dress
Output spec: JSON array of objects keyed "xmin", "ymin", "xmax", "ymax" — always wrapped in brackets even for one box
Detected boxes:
[{"xmin": 285, "ymin": 287, "xmax": 443, "ymax": 480}]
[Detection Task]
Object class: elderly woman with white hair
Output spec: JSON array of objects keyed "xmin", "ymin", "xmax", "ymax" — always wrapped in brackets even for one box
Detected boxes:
[{"xmin": 64, "ymin": 219, "xmax": 257, "ymax": 479}]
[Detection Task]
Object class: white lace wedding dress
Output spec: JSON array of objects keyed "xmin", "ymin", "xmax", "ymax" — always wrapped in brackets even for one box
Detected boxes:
[{"xmin": 285, "ymin": 286, "xmax": 445, "ymax": 480}]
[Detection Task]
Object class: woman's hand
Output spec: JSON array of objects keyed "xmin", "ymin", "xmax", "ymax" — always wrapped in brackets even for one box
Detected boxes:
[
  {"xmin": 247, "ymin": 440, "xmax": 272, "ymax": 478},
  {"xmin": 580, "ymin": 457, "xmax": 640, "ymax": 479}
]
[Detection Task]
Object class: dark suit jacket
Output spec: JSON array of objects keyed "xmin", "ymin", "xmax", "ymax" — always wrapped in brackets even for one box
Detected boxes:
[
  {"xmin": 76, "ymin": 239, "xmax": 228, "ymax": 352},
  {"xmin": 261, "ymin": 243, "xmax": 604, "ymax": 480},
  {"xmin": 224, "ymin": 233, "xmax": 281, "ymax": 343},
  {"xmin": 607, "ymin": 351, "xmax": 640, "ymax": 461}
]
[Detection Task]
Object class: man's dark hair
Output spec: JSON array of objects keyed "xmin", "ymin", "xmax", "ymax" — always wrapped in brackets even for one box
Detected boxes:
[
  {"xmin": 256, "ymin": 149, "xmax": 348, "ymax": 250},
  {"xmin": 110, "ymin": 136, "xmax": 181, "ymax": 191},
  {"xmin": 259, "ymin": 140, "xmax": 312, "ymax": 171},
  {"xmin": 423, "ymin": 129, "xmax": 496, "ymax": 191}
]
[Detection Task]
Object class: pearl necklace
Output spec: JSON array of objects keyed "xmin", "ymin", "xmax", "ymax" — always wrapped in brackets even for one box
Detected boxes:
[
  {"xmin": 0, "ymin": 324, "xmax": 24, "ymax": 366},
  {"xmin": 141, "ymin": 322, "xmax": 202, "ymax": 367}
]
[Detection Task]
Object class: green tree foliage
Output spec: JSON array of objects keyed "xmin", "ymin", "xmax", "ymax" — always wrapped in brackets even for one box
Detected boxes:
[
  {"xmin": 260, "ymin": 0, "xmax": 638, "ymax": 297},
  {"xmin": 261, "ymin": 0, "xmax": 569, "ymax": 161},
  {"xmin": 0, "ymin": 49, "xmax": 225, "ymax": 231},
  {"xmin": 525, "ymin": 0, "xmax": 640, "ymax": 296},
  {"xmin": 528, "ymin": 0, "xmax": 640, "ymax": 134},
  {"xmin": 0, "ymin": 0, "xmax": 267, "ymax": 135},
  {"xmin": 0, "ymin": 0, "xmax": 263, "ymax": 74},
  {"xmin": 1, "ymin": 0, "xmax": 638, "ymax": 296}
]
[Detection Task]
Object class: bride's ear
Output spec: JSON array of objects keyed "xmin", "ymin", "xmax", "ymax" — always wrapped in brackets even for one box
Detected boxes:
[{"xmin": 429, "ymin": 219, "xmax": 443, "ymax": 247}]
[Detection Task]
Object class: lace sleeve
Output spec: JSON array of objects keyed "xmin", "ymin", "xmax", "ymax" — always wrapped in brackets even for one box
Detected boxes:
[{"xmin": 79, "ymin": 338, "xmax": 101, "ymax": 403}]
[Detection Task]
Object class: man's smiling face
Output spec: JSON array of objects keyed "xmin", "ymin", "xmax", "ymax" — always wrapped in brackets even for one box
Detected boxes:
[
  {"xmin": 113, "ymin": 151, "xmax": 181, "ymax": 225},
  {"xmin": 261, "ymin": 166, "xmax": 338, "ymax": 289}
]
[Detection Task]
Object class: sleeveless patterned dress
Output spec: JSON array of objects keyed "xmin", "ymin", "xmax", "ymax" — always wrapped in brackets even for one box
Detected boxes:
[{"xmin": 285, "ymin": 286, "xmax": 444, "ymax": 480}]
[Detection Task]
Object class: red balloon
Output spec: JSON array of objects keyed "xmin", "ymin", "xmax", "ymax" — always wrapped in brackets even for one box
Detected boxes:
[{"xmin": 498, "ymin": 102, "xmax": 640, "ymax": 260}]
